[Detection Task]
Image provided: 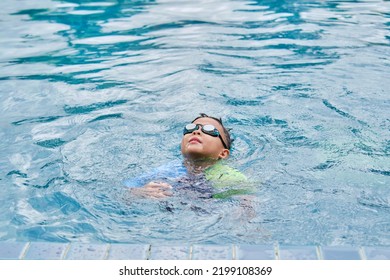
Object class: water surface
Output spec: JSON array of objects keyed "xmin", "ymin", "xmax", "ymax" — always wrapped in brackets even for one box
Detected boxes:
[{"xmin": 0, "ymin": 0, "xmax": 389, "ymax": 245}]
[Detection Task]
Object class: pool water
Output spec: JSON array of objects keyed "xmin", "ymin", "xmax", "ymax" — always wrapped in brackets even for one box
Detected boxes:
[{"xmin": 0, "ymin": 0, "xmax": 389, "ymax": 246}]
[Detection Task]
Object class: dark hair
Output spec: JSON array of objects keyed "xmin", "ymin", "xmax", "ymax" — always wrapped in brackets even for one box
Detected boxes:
[{"xmin": 191, "ymin": 113, "xmax": 233, "ymax": 150}]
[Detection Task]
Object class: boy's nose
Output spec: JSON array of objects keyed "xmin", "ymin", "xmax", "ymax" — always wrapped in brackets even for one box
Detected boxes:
[{"xmin": 192, "ymin": 127, "xmax": 202, "ymax": 134}]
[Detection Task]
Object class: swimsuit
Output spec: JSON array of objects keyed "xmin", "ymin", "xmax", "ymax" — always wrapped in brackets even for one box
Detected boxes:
[{"xmin": 124, "ymin": 160, "xmax": 253, "ymax": 199}]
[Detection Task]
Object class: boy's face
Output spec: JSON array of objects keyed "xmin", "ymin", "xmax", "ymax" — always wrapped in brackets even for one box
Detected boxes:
[{"xmin": 181, "ymin": 117, "xmax": 230, "ymax": 160}]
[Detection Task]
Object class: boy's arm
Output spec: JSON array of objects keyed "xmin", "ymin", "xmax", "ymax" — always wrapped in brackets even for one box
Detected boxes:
[
  {"xmin": 124, "ymin": 161, "xmax": 184, "ymax": 198},
  {"xmin": 124, "ymin": 171, "xmax": 173, "ymax": 199}
]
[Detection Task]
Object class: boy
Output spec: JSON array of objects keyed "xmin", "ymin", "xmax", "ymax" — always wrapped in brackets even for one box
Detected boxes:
[{"xmin": 125, "ymin": 113, "xmax": 252, "ymax": 199}]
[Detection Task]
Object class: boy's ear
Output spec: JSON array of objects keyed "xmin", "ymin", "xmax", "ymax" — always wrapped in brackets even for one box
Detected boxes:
[{"xmin": 218, "ymin": 149, "xmax": 230, "ymax": 159}]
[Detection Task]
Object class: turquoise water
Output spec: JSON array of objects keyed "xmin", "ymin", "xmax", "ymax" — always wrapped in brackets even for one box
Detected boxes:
[{"xmin": 0, "ymin": 0, "xmax": 389, "ymax": 245}]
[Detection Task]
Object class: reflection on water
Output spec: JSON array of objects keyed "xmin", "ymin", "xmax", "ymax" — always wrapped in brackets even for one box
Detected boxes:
[{"xmin": 0, "ymin": 0, "xmax": 389, "ymax": 245}]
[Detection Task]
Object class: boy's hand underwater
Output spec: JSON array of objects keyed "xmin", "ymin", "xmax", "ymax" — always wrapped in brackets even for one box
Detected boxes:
[{"xmin": 130, "ymin": 181, "xmax": 173, "ymax": 199}]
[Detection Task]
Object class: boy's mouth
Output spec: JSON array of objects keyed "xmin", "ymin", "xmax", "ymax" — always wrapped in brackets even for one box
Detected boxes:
[{"xmin": 189, "ymin": 137, "xmax": 202, "ymax": 144}]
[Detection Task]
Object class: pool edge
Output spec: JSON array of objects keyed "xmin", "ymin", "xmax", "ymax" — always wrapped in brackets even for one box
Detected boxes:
[{"xmin": 1, "ymin": 242, "xmax": 389, "ymax": 260}]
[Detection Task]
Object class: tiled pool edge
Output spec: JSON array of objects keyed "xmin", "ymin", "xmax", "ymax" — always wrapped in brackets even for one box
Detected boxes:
[{"xmin": 1, "ymin": 242, "xmax": 389, "ymax": 260}]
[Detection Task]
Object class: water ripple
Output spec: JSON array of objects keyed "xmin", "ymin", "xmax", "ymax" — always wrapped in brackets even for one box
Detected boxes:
[{"xmin": 63, "ymin": 99, "xmax": 128, "ymax": 115}]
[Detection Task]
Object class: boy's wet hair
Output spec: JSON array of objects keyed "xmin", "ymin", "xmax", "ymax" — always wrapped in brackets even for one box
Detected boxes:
[{"xmin": 191, "ymin": 113, "xmax": 233, "ymax": 150}]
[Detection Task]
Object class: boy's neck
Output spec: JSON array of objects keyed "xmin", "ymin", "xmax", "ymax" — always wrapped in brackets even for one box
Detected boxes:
[{"xmin": 183, "ymin": 158, "xmax": 219, "ymax": 174}]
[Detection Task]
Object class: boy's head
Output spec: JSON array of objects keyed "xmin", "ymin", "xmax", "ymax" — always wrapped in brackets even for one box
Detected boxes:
[{"xmin": 181, "ymin": 113, "xmax": 232, "ymax": 161}]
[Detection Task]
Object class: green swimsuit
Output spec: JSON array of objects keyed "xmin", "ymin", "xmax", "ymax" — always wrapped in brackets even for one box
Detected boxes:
[{"xmin": 205, "ymin": 162, "xmax": 254, "ymax": 199}]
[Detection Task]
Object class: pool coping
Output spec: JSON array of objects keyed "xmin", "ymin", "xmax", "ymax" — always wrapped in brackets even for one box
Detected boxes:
[{"xmin": 1, "ymin": 242, "xmax": 389, "ymax": 260}]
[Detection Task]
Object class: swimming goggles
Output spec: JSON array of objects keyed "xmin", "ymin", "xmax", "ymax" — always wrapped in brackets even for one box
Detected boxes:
[{"xmin": 183, "ymin": 123, "xmax": 228, "ymax": 149}]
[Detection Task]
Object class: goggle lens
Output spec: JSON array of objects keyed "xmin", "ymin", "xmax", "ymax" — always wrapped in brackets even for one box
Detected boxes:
[{"xmin": 183, "ymin": 123, "xmax": 218, "ymax": 136}]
